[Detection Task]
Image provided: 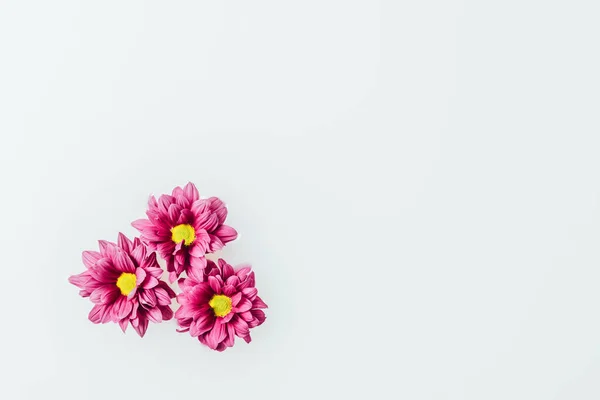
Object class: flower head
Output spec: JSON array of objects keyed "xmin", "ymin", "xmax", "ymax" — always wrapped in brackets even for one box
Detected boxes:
[
  {"xmin": 176, "ymin": 259, "xmax": 267, "ymax": 351},
  {"xmin": 68, "ymin": 233, "xmax": 176, "ymax": 337},
  {"xmin": 132, "ymin": 182, "xmax": 237, "ymax": 282}
]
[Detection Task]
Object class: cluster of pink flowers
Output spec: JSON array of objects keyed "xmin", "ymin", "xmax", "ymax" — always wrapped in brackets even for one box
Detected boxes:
[{"xmin": 69, "ymin": 183, "xmax": 267, "ymax": 351}]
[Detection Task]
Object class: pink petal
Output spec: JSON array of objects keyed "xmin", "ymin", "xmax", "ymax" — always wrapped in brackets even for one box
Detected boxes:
[
  {"xmin": 135, "ymin": 267, "xmax": 147, "ymax": 286},
  {"xmin": 224, "ymin": 323, "xmax": 236, "ymax": 348},
  {"xmin": 139, "ymin": 290, "xmax": 157, "ymax": 308},
  {"xmin": 208, "ymin": 235, "xmax": 224, "ymax": 252},
  {"xmin": 168, "ymin": 203, "xmax": 182, "ymax": 225},
  {"xmin": 250, "ymin": 309, "xmax": 266, "ymax": 326},
  {"xmin": 230, "ymin": 292, "xmax": 242, "ymax": 306},
  {"xmin": 117, "ymin": 233, "xmax": 132, "ymax": 252},
  {"xmin": 222, "ymin": 312, "xmax": 235, "ymax": 324},
  {"xmin": 231, "ymin": 316, "xmax": 250, "ymax": 337},
  {"xmin": 253, "ymin": 296, "xmax": 268, "ymax": 309},
  {"xmin": 235, "ymin": 266, "xmax": 252, "ymax": 280},
  {"xmin": 160, "ymin": 306, "xmax": 173, "ymax": 321},
  {"xmin": 118, "ymin": 319, "xmax": 129, "ymax": 332},
  {"xmin": 90, "ymin": 285, "xmax": 119, "ymax": 304},
  {"xmin": 114, "ymin": 251, "xmax": 135, "ymax": 273},
  {"xmin": 241, "ymin": 287, "xmax": 258, "ymax": 300},
  {"xmin": 206, "ymin": 197, "xmax": 228, "ymax": 224},
  {"xmin": 131, "ymin": 218, "xmax": 154, "ymax": 233},
  {"xmin": 154, "ymin": 287, "xmax": 172, "ymax": 306},
  {"xmin": 127, "ymin": 286, "xmax": 137, "ymax": 300},
  {"xmin": 225, "ymin": 275, "xmax": 240, "ymax": 288},
  {"xmin": 220, "ymin": 260, "xmax": 234, "ymax": 279},
  {"xmin": 213, "ymin": 225, "xmax": 238, "ymax": 243},
  {"xmin": 88, "ymin": 304, "xmax": 106, "ymax": 324},
  {"xmin": 222, "ymin": 285, "xmax": 236, "ymax": 297},
  {"xmin": 142, "ymin": 276, "xmax": 159, "ymax": 289},
  {"xmin": 146, "ymin": 307, "xmax": 162, "ymax": 323},
  {"xmin": 208, "ymin": 276, "xmax": 221, "ymax": 293},
  {"xmin": 190, "ymin": 313, "xmax": 213, "ymax": 337},
  {"xmin": 188, "ymin": 246, "xmax": 206, "ymax": 260},
  {"xmin": 205, "ymin": 318, "xmax": 226, "ymax": 349},
  {"xmin": 240, "ymin": 311, "xmax": 254, "ymax": 322},
  {"xmin": 235, "ymin": 298, "xmax": 252, "ymax": 313},
  {"xmin": 68, "ymin": 272, "xmax": 91, "ymax": 288},
  {"xmin": 183, "ymin": 182, "xmax": 199, "ymax": 202},
  {"xmin": 82, "ymin": 251, "xmax": 102, "ymax": 269},
  {"xmin": 130, "ymin": 244, "xmax": 147, "ymax": 267},
  {"xmin": 112, "ymin": 297, "xmax": 134, "ymax": 320},
  {"xmin": 133, "ymin": 315, "xmax": 149, "ymax": 337}
]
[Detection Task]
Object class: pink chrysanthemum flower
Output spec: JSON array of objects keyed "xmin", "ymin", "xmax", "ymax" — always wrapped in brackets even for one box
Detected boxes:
[
  {"xmin": 132, "ymin": 182, "xmax": 237, "ymax": 282},
  {"xmin": 176, "ymin": 259, "xmax": 268, "ymax": 351},
  {"xmin": 68, "ymin": 233, "xmax": 176, "ymax": 337}
]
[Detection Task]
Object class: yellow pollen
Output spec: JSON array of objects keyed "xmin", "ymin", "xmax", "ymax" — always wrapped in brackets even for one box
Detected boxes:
[
  {"xmin": 171, "ymin": 224, "xmax": 196, "ymax": 246},
  {"xmin": 116, "ymin": 272, "xmax": 137, "ymax": 296},
  {"xmin": 209, "ymin": 294, "xmax": 233, "ymax": 317}
]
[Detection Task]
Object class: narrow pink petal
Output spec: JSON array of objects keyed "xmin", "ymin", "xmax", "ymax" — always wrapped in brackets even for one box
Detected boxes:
[
  {"xmin": 224, "ymin": 323, "xmax": 236, "ymax": 348},
  {"xmin": 222, "ymin": 311, "xmax": 235, "ymax": 323},
  {"xmin": 183, "ymin": 182, "xmax": 199, "ymax": 202},
  {"xmin": 190, "ymin": 313, "xmax": 213, "ymax": 337},
  {"xmin": 154, "ymin": 287, "xmax": 172, "ymax": 306},
  {"xmin": 206, "ymin": 197, "xmax": 228, "ymax": 224},
  {"xmin": 222, "ymin": 285, "xmax": 236, "ymax": 297},
  {"xmin": 127, "ymin": 286, "xmax": 137, "ymax": 300},
  {"xmin": 88, "ymin": 304, "xmax": 106, "ymax": 324},
  {"xmin": 133, "ymin": 315, "xmax": 149, "ymax": 337},
  {"xmin": 139, "ymin": 290, "xmax": 157, "ymax": 307},
  {"xmin": 208, "ymin": 276, "xmax": 221, "ymax": 293},
  {"xmin": 130, "ymin": 244, "xmax": 147, "ymax": 267},
  {"xmin": 131, "ymin": 218, "xmax": 154, "ymax": 233},
  {"xmin": 252, "ymin": 296, "xmax": 268, "ymax": 309},
  {"xmin": 240, "ymin": 311, "xmax": 254, "ymax": 322},
  {"xmin": 198, "ymin": 213, "xmax": 219, "ymax": 232},
  {"xmin": 117, "ymin": 233, "xmax": 132, "ymax": 252},
  {"xmin": 171, "ymin": 205, "xmax": 185, "ymax": 226},
  {"xmin": 90, "ymin": 285, "xmax": 119, "ymax": 305},
  {"xmin": 82, "ymin": 251, "xmax": 102, "ymax": 269},
  {"xmin": 230, "ymin": 292, "xmax": 242, "ymax": 306},
  {"xmin": 68, "ymin": 272, "xmax": 91, "ymax": 289},
  {"xmin": 140, "ymin": 252, "xmax": 159, "ymax": 270},
  {"xmin": 250, "ymin": 309, "xmax": 266, "ymax": 326},
  {"xmin": 135, "ymin": 267, "xmax": 147, "ymax": 286},
  {"xmin": 231, "ymin": 316, "xmax": 250, "ymax": 337},
  {"xmin": 235, "ymin": 266, "xmax": 252, "ymax": 280},
  {"xmin": 235, "ymin": 298, "xmax": 252, "ymax": 313},
  {"xmin": 208, "ymin": 235, "xmax": 224, "ymax": 252},
  {"xmin": 145, "ymin": 266, "xmax": 164, "ymax": 279},
  {"xmin": 213, "ymin": 225, "xmax": 238, "ymax": 243},
  {"xmin": 142, "ymin": 276, "xmax": 159, "ymax": 289},
  {"xmin": 114, "ymin": 251, "xmax": 135, "ymax": 273},
  {"xmin": 118, "ymin": 319, "xmax": 129, "ymax": 332},
  {"xmin": 146, "ymin": 307, "xmax": 162, "ymax": 323},
  {"xmin": 113, "ymin": 297, "xmax": 134, "ymax": 320},
  {"xmin": 205, "ymin": 318, "xmax": 226, "ymax": 349},
  {"xmin": 241, "ymin": 287, "xmax": 258, "ymax": 300},
  {"xmin": 160, "ymin": 306, "xmax": 173, "ymax": 321},
  {"xmin": 225, "ymin": 275, "xmax": 240, "ymax": 288}
]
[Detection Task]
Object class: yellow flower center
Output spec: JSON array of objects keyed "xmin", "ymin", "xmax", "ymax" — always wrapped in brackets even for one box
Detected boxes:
[
  {"xmin": 116, "ymin": 272, "xmax": 137, "ymax": 296},
  {"xmin": 171, "ymin": 224, "xmax": 196, "ymax": 246},
  {"xmin": 209, "ymin": 294, "xmax": 233, "ymax": 317}
]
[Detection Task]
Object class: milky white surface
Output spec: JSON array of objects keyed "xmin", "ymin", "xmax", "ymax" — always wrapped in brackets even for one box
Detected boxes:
[{"xmin": 1, "ymin": 1, "xmax": 599, "ymax": 399}]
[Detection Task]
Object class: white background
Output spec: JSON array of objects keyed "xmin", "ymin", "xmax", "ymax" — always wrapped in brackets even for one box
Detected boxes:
[{"xmin": 1, "ymin": 1, "xmax": 599, "ymax": 399}]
